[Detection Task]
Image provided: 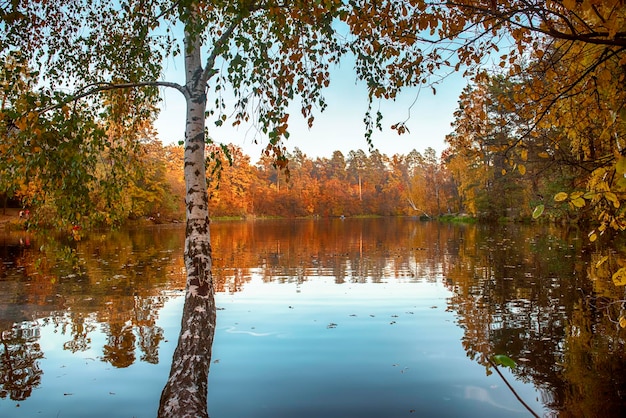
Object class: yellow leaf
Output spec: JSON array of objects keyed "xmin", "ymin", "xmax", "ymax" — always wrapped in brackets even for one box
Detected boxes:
[
  {"xmin": 520, "ymin": 149, "xmax": 528, "ymax": 161},
  {"xmin": 538, "ymin": 152, "xmax": 550, "ymax": 158},
  {"xmin": 615, "ymin": 177, "xmax": 626, "ymax": 191},
  {"xmin": 620, "ymin": 316, "xmax": 626, "ymax": 329},
  {"xmin": 562, "ymin": 0, "xmax": 577, "ymax": 10},
  {"xmin": 589, "ymin": 231, "xmax": 597, "ymax": 242},
  {"xmin": 571, "ymin": 197, "xmax": 585, "ymax": 207},
  {"xmin": 616, "ymin": 157, "xmax": 626, "ymax": 175},
  {"xmin": 570, "ymin": 191, "xmax": 584, "ymax": 199},
  {"xmin": 595, "ymin": 255, "xmax": 608, "ymax": 268},
  {"xmin": 612, "ymin": 267, "xmax": 626, "ymax": 286},
  {"xmin": 501, "ymin": 169, "xmax": 506, "ymax": 175},
  {"xmin": 518, "ymin": 164, "xmax": 526, "ymax": 175},
  {"xmin": 605, "ymin": 192, "xmax": 620, "ymax": 208},
  {"xmin": 554, "ymin": 192, "xmax": 568, "ymax": 202}
]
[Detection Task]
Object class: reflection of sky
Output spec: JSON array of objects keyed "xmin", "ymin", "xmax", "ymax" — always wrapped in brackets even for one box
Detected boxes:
[
  {"xmin": 5, "ymin": 277, "xmax": 548, "ymax": 418},
  {"xmin": 209, "ymin": 276, "xmax": 546, "ymax": 418}
]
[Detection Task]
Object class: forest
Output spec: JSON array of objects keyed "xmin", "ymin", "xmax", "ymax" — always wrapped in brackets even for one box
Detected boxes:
[
  {"xmin": 2, "ymin": 58, "xmax": 619, "ymax": 230},
  {"xmin": 1, "ymin": 2, "xmax": 625, "ymax": 240},
  {"xmin": 2, "ymin": 1, "xmax": 626, "ymax": 416}
]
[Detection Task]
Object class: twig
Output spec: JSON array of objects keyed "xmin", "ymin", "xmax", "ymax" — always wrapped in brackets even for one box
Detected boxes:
[{"xmin": 487, "ymin": 357, "xmax": 541, "ymax": 418}]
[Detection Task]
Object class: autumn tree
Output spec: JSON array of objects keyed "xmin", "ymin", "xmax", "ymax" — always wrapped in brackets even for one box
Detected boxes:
[
  {"xmin": 406, "ymin": 147, "xmax": 450, "ymax": 217},
  {"xmin": 7, "ymin": 0, "xmax": 626, "ymax": 415},
  {"xmin": 347, "ymin": 149, "xmax": 368, "ymax": 206},
  {"xmin": 206, "ymin": 143, "xmax": 255, "ymax": 217},
  {"xmin": 123, "ymin": 135, "xmax": 184, "ymax": 221},
  {"xmin": 445, "ymin": 76, "xmax": 532, "ymax": 220},
  {"xmin": 437, "ymin": 1, "xmax": 626, "ymax": 229},
  {"xmin": 161, "ymin": 144, "xmax": 187, "ymax": 219}
]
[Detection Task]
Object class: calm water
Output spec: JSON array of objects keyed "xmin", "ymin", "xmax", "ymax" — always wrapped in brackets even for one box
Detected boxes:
[{"xmin": 1, "ymin": 218, "xmax": 625, "ymax": 417}]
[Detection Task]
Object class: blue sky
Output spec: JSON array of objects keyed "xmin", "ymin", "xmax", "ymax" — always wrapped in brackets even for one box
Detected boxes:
[{"xmin": 154, "ymin": 55, "xmax": 466, "ymax": 160}]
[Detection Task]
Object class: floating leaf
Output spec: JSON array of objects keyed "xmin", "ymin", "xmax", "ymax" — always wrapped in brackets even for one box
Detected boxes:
[
  {"xmin": 492, "ymin": 354, "xmax": 516, "ymax": 369},
  {"xmin": 612, "ymin": 267, "xmax": 626, "ymax": 286},
  {"xmin": 589, "ymin": 231, "xmax": 597, "ymax": 242},
  {"xmin": 554, "ymin": 192, "xmax": 568, "ymax": 202},
  {"xmin": 518, "ymin": 164, "xmax": 526, "ymax": 175},
  {"xmin": 532, "ymin": 204, "xmax": 544, "ymax": 219},
  {"xmin": 620, "ymin": 316, "xmax": 626, "ymax": 329}
]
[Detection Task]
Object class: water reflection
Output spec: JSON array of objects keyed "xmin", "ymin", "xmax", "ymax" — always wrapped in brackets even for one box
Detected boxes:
[{"xmin": 0, "ymin": 219, "xmax": 625, "ymax": 416}]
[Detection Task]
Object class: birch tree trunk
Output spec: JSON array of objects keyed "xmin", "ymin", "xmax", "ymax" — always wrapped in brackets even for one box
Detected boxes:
[{"xmin": 158, "ymin": 28, "xmax": 216, "ymax": 418}]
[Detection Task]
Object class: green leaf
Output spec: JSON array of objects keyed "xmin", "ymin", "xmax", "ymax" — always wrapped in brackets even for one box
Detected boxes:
[
  {"xmin": 532, "ymin": 204, "xmax": 544, "ymax": 219},
  {"xmin": 492, "ymin": 354, "xmax": 516, "ymax": 369}
]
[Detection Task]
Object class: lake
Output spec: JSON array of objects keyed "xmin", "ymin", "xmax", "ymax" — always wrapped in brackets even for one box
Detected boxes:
[{"xmin": 1, "ymin": 218, "xmax": 625, "ymax": 417}]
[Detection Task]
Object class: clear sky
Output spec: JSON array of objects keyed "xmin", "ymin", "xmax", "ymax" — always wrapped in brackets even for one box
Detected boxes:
[{"xmin": 154, "ymin": 56, "xmax": 466, "ymax": 160}]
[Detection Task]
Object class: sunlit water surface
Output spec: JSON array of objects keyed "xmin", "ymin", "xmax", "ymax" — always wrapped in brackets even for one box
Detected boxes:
[{"xmin": 1, "ymin": 218, "xmax": 625, "ymax": 417}]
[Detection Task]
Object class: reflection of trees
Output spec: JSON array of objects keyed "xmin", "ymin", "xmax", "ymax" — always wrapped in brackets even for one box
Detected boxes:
[
  {"xmin": 210, "ymin": 218, "xmax": 451, "ymax": 290},
  {"xmin": 3, "ymin": 220, "xmax": 626, "ymax": 411},
  {"xmin": 103, "ymin": 321, "xmax": 136, "ymax": 368},
  {"xmin": 560, "ymin": 300, "xmax": 626, "ymax": 418},
  {"xmin": 0, "ymin": 322, "xmax": 43, "ymax": 401},
  {"xmin": 0, "ymin": 226, "xmax": 187, "ymax": 400},
  {"xmin": 134, "ymin": 296, "xmax": 166, "ymax": 364},
  {"xmin": 62, "ymin": 313, "xmax": 96, "ymax": 353},
  {"xmin": 445, "ymin": 224, "xmax": 626, "ymax": 414}
]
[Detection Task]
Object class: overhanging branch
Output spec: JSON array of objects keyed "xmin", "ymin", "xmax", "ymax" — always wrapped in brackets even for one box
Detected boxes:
[{"xmin": 37, "ymin": 80, "xmax": 186, "ymax": 114}]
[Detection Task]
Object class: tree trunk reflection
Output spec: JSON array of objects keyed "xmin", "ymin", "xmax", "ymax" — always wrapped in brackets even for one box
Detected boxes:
[{"xmin": 157, "ymin": 288, "xmax": 216, "ymax": 418}]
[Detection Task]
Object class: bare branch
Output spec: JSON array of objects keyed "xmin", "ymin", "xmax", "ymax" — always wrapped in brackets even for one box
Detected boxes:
[{"xmin": 446, "ymin": 1, "xmax": 626, "ymax": 47}]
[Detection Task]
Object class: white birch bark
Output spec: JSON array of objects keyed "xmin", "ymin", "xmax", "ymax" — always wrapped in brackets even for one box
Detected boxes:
[{"xmin": 157, "ymin": 27, "xmax": 216, "ymax": 418}]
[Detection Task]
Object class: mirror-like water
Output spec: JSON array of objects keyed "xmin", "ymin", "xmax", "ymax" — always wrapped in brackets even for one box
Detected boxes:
[{"xmin": 1, "ymin": 218, "xmax": 625, "ymax": 417}]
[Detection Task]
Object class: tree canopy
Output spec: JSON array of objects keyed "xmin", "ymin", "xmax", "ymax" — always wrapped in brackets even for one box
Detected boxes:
[{"xmin": 2, "ymin": 0, "xmax": 626, "ymax": 416}]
